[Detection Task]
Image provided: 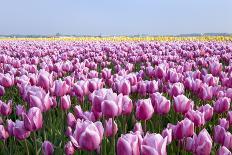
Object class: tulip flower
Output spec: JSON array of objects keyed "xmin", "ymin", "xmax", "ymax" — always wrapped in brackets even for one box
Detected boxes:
[
  {"xmin": 217, "ymin": 146, "xmax": 231, "ymax": 155},
  {"xmin": 16, "ymin": 104, "xmax": 26, "ymax": 116},
  {"xmin": 0, "ymin": 85, "xmax": 5, "ymax": 96},
  {"xmin": 37, "ymin": 70, "xmax": 53, "ymax": 91},
  {"xmin": 118, "ymin": 79, "xmax": 131, "ymax": 95},
  {"xmin": 121, "ymin": 95, "xmax": 133, "ymax": 115},
  {"xmin": 42, "ymin": 141, "xmax": 54, "ymax": 155},
  {"xmin": 23, "ymin": 107, "xmax": 43, "ymax": 131},
  {"xmin": 60, "ymin": 95, "xmax": 71, "ymax": 110},
  {"xmin": 0, "ymin": 125, "xmax": 9, "ymax": 140},
  {"xmin": 70, "ymin": 120, "xmax": 104, "ymax": 151},
  {"xmin": 135, "ymin": 98, "xmax": 154, "ymax": 121},
  {"xmin": 214, "ymin": 97, "xmax": 231, "ymax": 113},
  {"xmin": 6, "ymin": 119, "xmax": 15, "ymax": 136},
  {"xmin": 0, "ymin": 100, "xmax": 12, "ymax": 116},
  {"xmin": 227, "ymin": 111, "xmax": 232, "ymax": 125},
  {"xmin": 67, "ymin": 113, "xmax": 76, "ymax": 128},
  {"xmin": 64, "ymin": 141, "xmax": 75, "ymax": 155},
  {"xmin": 13, "ymin": 120, "xmax": 31, "ymax": 140},
  {"xmin": 173, "ymin": 95, "xmax": 194, "ymax": 114},
  {"xmin": 105, "ymin": 118, "xmax": 118, "ymax": 137},
  {"xmin": 162, "ymin": 128, "xmax": 172, "ymax": 145},
  {"xmin": 54, "ymin": 79, "xmax": 69, "ymax": 97},
  {"xmin": 117, "ymin": 132, "xmax": 141, "ymax": 155},
  {"xmin": 133, "ymin": 122, "xmax": 143, "ymax": 134},
  {"xmin": 198, "ymin": 104, "xmax": 213, "ymax": 122},
  {"xmin": 169, "ymin": 82, "xmax": 184, "ymax": 97},
  {"xmin": 185, "ymin": 109, "xmax": 205, "ymax": 127},
  {"xmin": 151, "ymin": 92, "xmax": 170, "ymax": 115},
  {"xmin": 185, "ymin": 129, "xmax": 212, "ymax": 155},
  {"xmin": 170, "ymin": 118, "xmax": 194, "ymax": 139},
  {"xmin": 198, "ymin": 83, "xmax": 213, "ymax": 101},
  {"xmin": 219, "ymin": 118, "xmax": 229, "ymax": 130},
  {"xmin": 141, "ymin": 133, "xmax": 167, "ymax": 155}
]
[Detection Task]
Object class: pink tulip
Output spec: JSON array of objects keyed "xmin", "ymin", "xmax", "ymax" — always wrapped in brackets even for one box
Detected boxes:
[
  {"xmin": 198, "ymin": 84, "xmax": 213, "ymax": 101},
  {"xmin": 151, "ymin": 92, "xmax": 170, "ymax": 115},
  {"xmin": 121, "ymin": 95, "xmax": 133, "ymax": 115},
  {"xmin": 0, "ymin": 100, "xmax": 12, "ymax": 116},
  {"xmin": 6, "ymin": 119, "xmax": 15, "ymax": 136},
  {"xmin": 136, "ymin": 98, "xmax": 154, "ymax": 121},
  {"xmin": 118, "ymin": 80, "xmax": 131, "ymax": 95},
  {"xmin": 70, "ymin": 120, "xmax": 104, "ymax": 151},
  {"xmin": 133, "ymin": 122, "xmax": 143, "ymax": 134},
  {"xmin": 13, "ymin": 120, "xmax": 31, "ymax": 140},
  {"xmin": 64, "ymin": 141, "xmax": 75, "ymax": 155},
  {"xmin": 65, "ymin": 127, "xmax": 72, "ymax": 137},
  {"xmin": 141, "ymin": 133, "xmax": 167, "ymax": 155},
  {"xmin": 117, "ymin": 132, "xmax": 141, "ymax": 155},
  {"xmin": 173, "ymin": 95, "xmax": 194, "ymax": 114},
  {"xmin": 54, "ymin": 79, "xmax": 69, "ymax": 97},
  {"xmin": 0, "ymin": 85, "xmax": 5, "ymax": 96},
  {"xmin": 171, "ymin": 118, "xmax": 194, "ymax": 139},
  {"xmin": 16, "ymin": 105, "xmax": 26, "ymax": 116},
  {"xmin": 0, "ymin": 125, "xmax": 9, "ymax": 140},
  {"xmin": 67, "ymin": 113, "xmax": 76, "ymax": 128},
  {"xmin": 185, "ymin": 109, "xmax": 205, "ymax": 127},
  {"xmin": 23, "ymin": 107, "xmax": 43, "ymax": 131},
  {"xmin": 214, "ymin": 97, "xmax": 231, "ymax": 113},
  {"xmin": 217, "ymin": 146, "xmax": 231, "ymax": 155},
  {"xmin": 0, "ymin": 73, "xmax": 14, "ymax": 88},
  {"xmin": 169, "ymin": 82, "xmax": 184, "ymax": 97},
  {"xmin": 90, "ymin": 88, "xmax": 109, "ymax": 112},
  {"xmin": 185, "ymin": 129, "xmax": 212, "ymax": 155},
  {"xmin": 155, "ymin": 64, "xmax": 166, "ymax": 79},
  {"xmin": 37, "ymin": 70, "xmax": 53, "ymax": 91},
  {"xmin": 137, "ymin": 81, "xmax": 147, "ymax": 96},
  {"xmin": 209, "ymin": 61, "xmax": 222, "ymax": 76},
  {"xmin": 60, "ymin": 95, "xmax": 71, "ymax": 110},
  {"xmin": 219, "ymin": 118, "xmax": 229, "ymax": 130},
  {"xmin": 105, "ymin": 118, "xmax": 118, "ymax": 137},
  {"xmin": 101, "ymin": 68, "xmax": 111, "ymax": 80},
  {"xmin": 162, "ymin": 128, "xmax": 172, "ymax": 145},
  {"xmin": 147, "ymin": 80, "xmax": 159, "ymax": 94},
  {"xmin": 227, "ymin": 111, "xmax": 232, "ymax": 125},
  {"xmin": 101, "ymin": 91, "xmax": 122, "ymax": 118},
  {"xmin": 198, "ymin": 104, "xmax": 213, "ymax": 121},
  {"xmin": 42, "ymin": 141, "xmax": 54, "ymax": 155}
]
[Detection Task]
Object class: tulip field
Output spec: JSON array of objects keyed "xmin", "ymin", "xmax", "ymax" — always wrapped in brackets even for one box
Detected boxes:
[{"xmin": 0, "ymin": 37, "xmax": 232, "ymax": 155}]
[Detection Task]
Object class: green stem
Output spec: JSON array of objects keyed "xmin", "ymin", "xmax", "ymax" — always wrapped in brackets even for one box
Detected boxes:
[
  {"xmin": 33, "ymin": 132, "xmax": 38, "ymax": 155},
  {"xmin": 24, "ymin": 140, "xmax": 29, "ymax": 155}
]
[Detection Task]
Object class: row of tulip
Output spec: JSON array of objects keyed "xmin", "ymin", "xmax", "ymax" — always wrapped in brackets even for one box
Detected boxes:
[{"xmin": 0, "ymin": 40, "xmax": 232, "ymax": 155}]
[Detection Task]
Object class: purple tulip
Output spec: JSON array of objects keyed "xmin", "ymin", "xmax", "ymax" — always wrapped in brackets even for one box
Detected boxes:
[
  {"xmin": 60, "ymin": 95, "xmax": 71, "ymax": 110},
  {"xmin": 162, "ymin": 128, "xmax": 172, "ymax": 145},
  {"xmin": 6, "ymin": 119, "xmax": 15, "ymax": 136},
  {"xmin": 0, "ymin": 100, "xmax": 12, "ymax": 116},
  {"xmin": 209, "ymin": 61, "xmax": 222, "ymax": 76},
  {"xmin": 13, "ymin": 120, "xmax": 31, "ymax": 140},
  {"xmin": 170, "ymin": 118, "xmax": 194, "ymax": 139},
  {"xmin": 151, "ymin": 92, "xmax": 170, "ymax": 115},
  {"xmin": 217, "ymin": 146, "xmax": 231, "ymax": 155},
  {"xmin": 185, "ymin": 129, "xmax": 212, "ymax": 155},
  {"xmin": 64, "ymin": 141, "xmax": 75, "ymax": 155},
  {"xmin": 147, "ymin": 80, "xmax": 159, "ymax": 94},
  {"xmin": 198, "ymin": 84, "xmax": 213, "ymax": 101},
  {"xmin": 121, "ymin": 95, "xmax": 133, "ymax": 115},
  {"xmin": 136, "ymin": 98, "xmax": 154, "ymax": 121},
  {"xmin": 169, "ymin": 82, "xmax": 184, "ymax": 97},
  {"xmin": 133, "ymin": 122, "xmax": 143, "ymax": 134},
  {"xmin": 23, "ymin": 107, "xmax": 43, "ymax": 131},
  {"xmin": 70, "ymin": 120, "xmax": 104, "ymax": 151},
  {"xmin": 214, "ymin": 97, "xmax": 231, "ymax": 113},
  {"xmin": 117, "ymin": 132, "xmax": 141, "ymax": 155},
  {"xmin": 141, "ymin": 133, "xmax": 167, "ymax": 155},
  {"xmin": 54, "ymin": 79, "xmax": 69, "ymax": 97},
  {"xmin": 67, "ymin": 113, "xmax": 76, "ymax": 128},
  {"xmin": 42, "ymin": 140, "xmax": 54, "ymax": 155},
  {"xmin": 198, "ymin": 104, "xmax": 213, "ymax": 121},
  {"xmin": 118, "ymin": 80, "xmax": 131, "ymax": 95},
  {"xmin": 0, "ymin": 85, "xmax": 5, "ymax": 96},
  {"xmin": 0, "ymin": 125, "xmax": 9, "ymax": 140},
  {"xmin": 219, "ymin": 118, "xmax": 229, "ymax": 130},
  {"xmin": 16, "ymin": 104, "xmax": 26, "ymax": 116},
  {"xmin": 105, "ymin": 118, "xmax": 118, "ymax": 137},
  {"xmin": 227, "ymin": 111, "xmax": 232, "ymax": 125},
  {"xmin": 173, "ymin": 95, "xmax": 194, "ymax": 114},
  {"xmin": 185, "ymin": 109, "xmax": 205, "ymax": 127},
  {"xmin": 101, "ymin": 91, "xmax": 122, "ymax": 118},
  {"xmin": 37, "ymin": 70, "xmax": 53, "ymax": 91}
]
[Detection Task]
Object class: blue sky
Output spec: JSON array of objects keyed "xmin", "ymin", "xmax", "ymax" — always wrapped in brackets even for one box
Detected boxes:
[{"xmin": 0, "ymin": 0, "xmax": 231, "ymax": 35}]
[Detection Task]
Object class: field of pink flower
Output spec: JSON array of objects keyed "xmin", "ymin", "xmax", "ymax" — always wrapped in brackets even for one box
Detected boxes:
[{"xmin": 0, "ymin": 40, "xmax": 232, "ymax": 155}]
